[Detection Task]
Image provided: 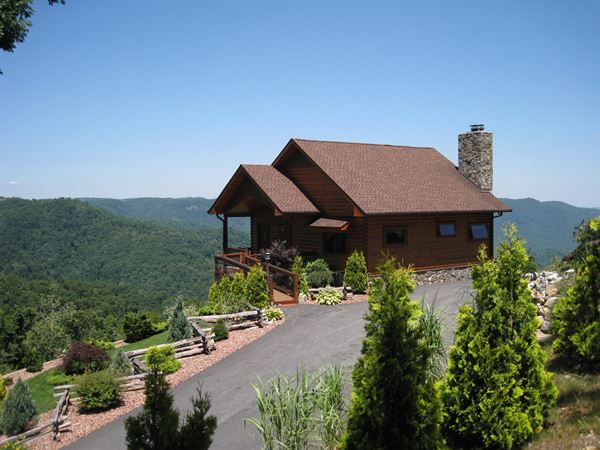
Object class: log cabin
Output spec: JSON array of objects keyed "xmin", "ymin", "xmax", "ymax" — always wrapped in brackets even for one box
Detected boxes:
[{"xmin": 209, "ymin": 125, "xmax": 511, "ymax": 273}]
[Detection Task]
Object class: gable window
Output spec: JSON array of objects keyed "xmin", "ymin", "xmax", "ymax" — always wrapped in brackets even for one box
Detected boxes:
[
  {"xmin": 385, "ymin": 226, "xmax": 407, "ymax": 245},
  {"xmin": 324, "ymin": 233, "xmax": 347, "ymax": 254},
  {"xmin": 470, "ymin": 223, "xmax": 489, "ymax": 240},
  {"xmin": 438, "ymin": 223, "xmax": 456, "ymax": 237}
]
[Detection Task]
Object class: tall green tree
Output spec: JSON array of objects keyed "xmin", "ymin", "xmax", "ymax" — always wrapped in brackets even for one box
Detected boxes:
[
  {"xmin": 0, "ymin": 379, "xmax": 38, "ymax": 436},
  {"xmin": 553, "ymin": 216, "xmax": 600, "ymax": 369},
  {"xmin": 343, "ymin": 250, "xmax": 369, "ymax": 293},
  {"xmin": 442, "ymin": 226, "xmax": 557, "ymax": 449},
  {"xmin": 343, "ymin": 257, "xmax": 443, "ymax": 450},
  {"xmin": 168, "ymin": 297, "xmax": 192, "ymax": 342}
]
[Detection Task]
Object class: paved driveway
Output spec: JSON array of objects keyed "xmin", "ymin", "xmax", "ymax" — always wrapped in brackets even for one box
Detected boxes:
[{"xmin": 67, "ymin": 280, "xmax": 472, "ymax": 450}]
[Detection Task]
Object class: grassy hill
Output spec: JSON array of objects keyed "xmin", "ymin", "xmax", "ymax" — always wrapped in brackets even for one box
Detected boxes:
[
  {"xmin": 0, "ymin": 198, "xmax": 247, "ymax": 302},
  {"xmin": 495, "ymin": 198, "xmax": 599, "ymax": 267}
]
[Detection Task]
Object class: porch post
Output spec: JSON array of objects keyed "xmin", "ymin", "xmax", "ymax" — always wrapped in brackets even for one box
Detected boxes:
[{"xmin": 223, "ymin": 215, "xmax": 229, "ymax": 254}]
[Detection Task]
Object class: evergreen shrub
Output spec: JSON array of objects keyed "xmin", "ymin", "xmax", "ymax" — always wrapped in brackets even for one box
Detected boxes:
[
  {"xmin": 63, "ymin": 340, "xmax": 109, "ymax": 375},
  {"xmin": 145, "ymin": 346, "xmax": 181, "ymax": 374},
  {"xmin": 46, "ymin": 369, "xmax": 73, "ymax": 386},
  {"xmin": 343, "ymin": 251, "xmax": 369, "ymax": 293},
  {"xmin": 291, "ymin": 255, "xmax": 310, "ymax": 297},
  {"xmin": 23, "ymin": 348, "xmax": 43, "ymax": 373},
  {"xmin": 110, "ymin": 348, "xmax": 134, "ymax": 375},
  {"xmin": 306, "ymin": 259, "xmax": 334, "ymax": 288},
  {"xmin": 245, "ymin": 265, "xmax": 269, "ymax": 308},
  {"xmin": 212, "ymin": 320, "xmax": 229, "ymax": 342},
  {"xmin": 76, "ymin": 371, "xmax": 122, "ymax": 412},
  {"xmin": 0, "ymin": 379, "xmax": 38, "ymax": 436},
  {"xmin": 168, "ymin": 297, "xmax": 193, "ymax": 343},
  {"xmin": 123, "ymin": 312, "xmax": 155, "ymax": 343},
  {"xmin": 442, "ymin": 226, "xmax": 557, "ymax": 449}
]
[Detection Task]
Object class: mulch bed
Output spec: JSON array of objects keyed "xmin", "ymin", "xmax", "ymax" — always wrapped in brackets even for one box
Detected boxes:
[{"xmin": 303, "ymin": 293, "xmax": 368, "ymax": 305}]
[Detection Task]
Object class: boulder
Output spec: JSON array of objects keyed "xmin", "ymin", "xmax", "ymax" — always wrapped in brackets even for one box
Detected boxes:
[
  {"xmin": 545, "ymin": 284, "xmax": 558, "ymax": 297},
  {"xmin": 540, "ymin": 320, "xmax": 552, "ymax": 334},
  {"xmin": 546, "ymin": 296, "xmax": 560, "ymax": 309}
]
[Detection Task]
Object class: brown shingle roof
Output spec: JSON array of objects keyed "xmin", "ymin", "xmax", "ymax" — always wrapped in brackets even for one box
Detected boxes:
[
  {"xmin": 309, "ymin": 218, "xmax": 349, "ymax": 229},
  {"xmin": 241, "ymin": 164, "xmax": 319, "ymax": 214},
  {"xmin": 289, "ymin": 139, "xmax": 511, "ymax": 214}
]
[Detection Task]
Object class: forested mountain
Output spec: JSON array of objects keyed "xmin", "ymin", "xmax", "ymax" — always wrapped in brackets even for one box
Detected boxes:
[
  {"xmin": 0, "ymin": 198, "xmax": 247, "ymax": 302},
  {"xmin": 81, "ymin": 197, "xmax": 249, "ymax": 233},
  {"xmin": 495, "ymin": 198, "xmax": 599, "ymax": 267}
]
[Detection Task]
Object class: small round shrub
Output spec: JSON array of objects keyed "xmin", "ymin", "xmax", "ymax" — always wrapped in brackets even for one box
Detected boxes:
[
  {"xmin": 315, "ymin": 287, "xmax": 343, "ymax": 305},
  {"xmin": 46, "ymin": 369, "xmax": 73, "ymax": 386},
  {"xmin": 110, "ymin": 348, "xmax": 134, "ymax": 376},
  {"xmin": 306, "ymin": 259, "xmax": 334, "ymax": 288},
  {"xmin": 123, "ymin": 312, "xmax": 155, "ymax": 343},
  {"xmin": 0, "ymin": 379, "xmax": 38, "ymax": 436},
  {"xmin": 23, "ymin": 348, "xmax": 43, "ymax": 373},
  {"xmin": 152, "ymin": 321, "xmax": 169, "ymax": 333},
  {"xmin": 212, "ymin": 320, "xmax": 229, "ymax": 342},
  {"xmin": 198, "ymin": 304, "xmax": 215, "ymax": 315},
  {"xmin": 344, "ymin": 250, "xmax": 369, "ymax": 293},
  {"xmin": 63, "ymin": 341, "xmax": 110, "ymax": 375},
  {"xmin": 264, "ymin": 306, "xmax": 284, "ymax": 321},
  {"xmin": 145, "ymin": 346, "xmax": 181, "ymax": 374},
  {"xmin": 76, "ymin": 371, "xmax": 122, "ymax": 412},
  {"xmin": 3, "ymin": 377, "xmax": 13, "ymax": 387},
  {"xmin": 86, "ymin": 339, "xmax": 116, "ymax": 352}
]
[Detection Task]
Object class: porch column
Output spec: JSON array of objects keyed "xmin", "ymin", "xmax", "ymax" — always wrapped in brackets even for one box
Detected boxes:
[{"xmin": 223, "ymin": 215, "xmax": 229, "ymax": 254}]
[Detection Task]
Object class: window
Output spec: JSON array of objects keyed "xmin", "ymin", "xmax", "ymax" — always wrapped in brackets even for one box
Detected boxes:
[
  {"xmin": 385, "ymin": 227, "xmax": 406, "ymax": 245},
  {"xmin": 257, "ymin": 224, "xmax": 270, "ymax": 250},
  {"xmin": 438, "ymin": 223, "xmax": 456, "ymax": 237},
  {"xmin": 470, "ymin": 223, "xmax": 489, "ymax": 240},
  {"xmin": 324, "ymin": 233, "xmax": 347, "ymax": 254}
]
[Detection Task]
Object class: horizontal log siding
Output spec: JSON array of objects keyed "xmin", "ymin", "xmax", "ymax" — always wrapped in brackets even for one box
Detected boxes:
[
  {"xmin": 365, "ymin": 213, "xmax": 493, "ymax": 271},
  {"xmin": 276, "ymin": 148, "xmax": 355, "ymax": 216}
]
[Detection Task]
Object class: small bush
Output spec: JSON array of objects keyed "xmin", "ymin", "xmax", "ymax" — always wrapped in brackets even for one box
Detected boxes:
[
  {"xmin": 145, "ymin": 346, "xmax": 181, "ymax": 374},
  {"xmin": 197, "ymin": 304, "xmax": 215, "ymax": 315},
  {"xmin": 46, "ymin": 369, "xmax": 73, "ymax": 386},
  {"xmin": 23, "ymin": 348, "xmax": 43, "ymax": 373},
  {"xmin": 3, "ymin": 377, "xmax": 12, "ymax": 387},
  {"xmin": 0, "ymin": 442, "xmax": 28, "ymax": 450},
  {"xmin": 212, "ymin": 320, "xmax": 229, "ymax": 342},
  {"xmin": 152, "ymin": 321, "xmax": 169, "ymax": 333},
  {"xmin": 315, "ymin": 287, "xmax": 343, "ymax": 306},
  {"xmin": 344, "ymin": 251, "xmax": 369, "ymax": 293},
  {"xmin": 292, "ymin": 255, "xmax": 310, "ymax": 297},
  {"xmin": 63, "ymin": 341, "xmax": 110, "ymax": 375},
  {"xmin": 264, "ymin": 306, "xmax": 284, "ymax": 321},
  {"xmin": 0, "ymin": 377, "xmax": 6, "ymax": 406},
  {"xmin": 168, "ymin": 297, "xmax": 193, "ymax": 343},
  {"xmin": 110, "ymin": 348, "xmax": 134, "ymax": 375},
  {"xmin": 123, "ymin": 312, "xmax": 155, "ymax": 343},
  {"xmin": 306, "ymin": 259, "xmax": 334, "ymax": 288},
  {"xmin": 245, "ymin": 265, "xmax": 269, "ymax": 308},
  {"xmin": 86, "ymin": 339, "xmax": 116, "ymax": 352},
  {"xmin": 0, "ymin": 379, "xmax": 38, "ymax": 436},
  {"xmin": 76, "ymin": 371, "xmax": 122, "ymax": 412},
  {"xmin": 207, "ymin": 273, "xmax": 249, "ymax": 314}
]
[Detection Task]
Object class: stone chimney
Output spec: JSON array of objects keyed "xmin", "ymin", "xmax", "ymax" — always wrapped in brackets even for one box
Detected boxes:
[{"xmin": 458, "ymin": 124, "xmax": 493, "ymax": 191}]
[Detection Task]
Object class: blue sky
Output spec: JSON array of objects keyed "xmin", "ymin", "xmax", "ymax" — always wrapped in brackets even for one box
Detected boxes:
[{"xmin": 1, "ymin": 0, "xmax": 599, "ymax": 207}]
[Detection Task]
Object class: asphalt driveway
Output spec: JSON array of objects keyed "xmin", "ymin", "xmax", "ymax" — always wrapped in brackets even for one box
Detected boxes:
[{"xmin": 67, "ymin": 280, "xmax": 472, "ymax": 450}]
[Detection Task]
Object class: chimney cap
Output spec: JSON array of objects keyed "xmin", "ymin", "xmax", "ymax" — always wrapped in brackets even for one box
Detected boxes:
[{"xmin": 470, "ymin": 124, "xmax": 485, "ymax": 132}]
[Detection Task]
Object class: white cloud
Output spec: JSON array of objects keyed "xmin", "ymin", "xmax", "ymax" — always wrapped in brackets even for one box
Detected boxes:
[{"xmin": 8, "ymin": 181, "xmax": 19, "ymax": 185}]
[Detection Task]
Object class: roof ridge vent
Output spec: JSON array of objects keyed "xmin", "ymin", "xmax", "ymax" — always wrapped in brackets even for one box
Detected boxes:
[{"xmin": 470, "ymin": 124, "xmax": 485, "ymax": 132}]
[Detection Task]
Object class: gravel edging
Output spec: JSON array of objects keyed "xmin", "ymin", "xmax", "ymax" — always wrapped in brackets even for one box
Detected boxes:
[{"xmin": 25, "ymin": 319, "xmax": 284, "ymax": 450}]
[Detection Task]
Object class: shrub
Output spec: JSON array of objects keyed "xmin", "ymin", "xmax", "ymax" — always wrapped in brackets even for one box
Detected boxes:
[
  {"xmin": 152, "ymin": 321, "xmax": 168, "ymax": 333},
  {"xmin": 0, "ymin": 379, "xmax": 38, "ymax": 436},
  {"xmin": 0, "ymin": 442, "xmax": 28, "ymax": 450},
  {"xmin": 306, "ymin": 259, "xmax": 334, "ymax": 288},
  {"xmin": 292, "ymin": 255, "xmax": 310, "ymax": 297},
  {"xmin": 343, "ymin": 258, "xmax": 443, "ymax": 450},
  {"xmin": 86, "ymin": 339, "xmax": 115, "ymax": 352},
  {"xmin": 123, "ymin": 312, "xmax": 155, "ymax": 343},
  {"xmin": 442, "ymin": 226, "xmax": 557, "ymax": 449},
  {"xmin": 125, "ymin": 370, "xmax": 216, "ymax": 450},
  {"xmin": 76, "ymin": 371, "xmax": 122, "ymax": 412},
  {"xmin": 145, "ymin": 346, "xmax": 181, "ymax": 374},
  {"xmin": 245, "ymin": 265, "xmax": 269, "ymax": 308},
  {"xmin": 207, "ymin": 273, "xmax": 248, "ymax": 314},
  {"xmin": 260, "ymin": 239, "xmax": 297, "ymax": 270},
  {"xmin": 63, "ymin": 340, "xmax": 109, "ymax": 375},
  {"xmin": 46, "ymin": 369, "xmax": 73, "ymax": 386},
  {"xmin": 168, "ymin": 297, "xmax": 193, "ymax": 343},
  {"xmin": 3, "ymin": 377, "xmax": 13, "ymax": 387},
  {"xmin": 212, "ymin": 320, "xmax": 229, "ymax": 342},
  {"xmin": 264, "ymin": 306, "xmax": 284, "ymax": 321},
  {"xmin": 110, "ymin": 348, "xmax": 134, "ymax": 376},
  {"xmin": 553, "ymin": 215, "xmax": 600, "ymax": 369},
  {"xmin": 343, "ymin": 251, "xmax": 369, "ymax": 293},
  {"xmin": 316, "ymin": 287, "xmax": 343, "ymax": 306},
  {"xmin": 0, "ymin": 376, "xmax": 6, "ymax": 406},
  {"xmin": 23, "ymin": 348, "xmax": 43, "ymax": 373}
]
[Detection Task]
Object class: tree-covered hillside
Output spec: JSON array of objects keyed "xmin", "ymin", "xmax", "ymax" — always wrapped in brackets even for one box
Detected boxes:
[
  {"xmin": 0, "ymin": 198, "xmax": 246, "ymax": 301},
  {"xmin": 82, "ymin": 197, "xmax": 250, "ymax": 235},
  {"xmin": 495, "ymin": 198, "xmax": 600, "ymax": 267}
]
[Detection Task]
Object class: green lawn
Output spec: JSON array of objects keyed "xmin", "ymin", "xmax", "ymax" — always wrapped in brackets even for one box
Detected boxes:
[
  {"xmin": 25, "ymin": 370, "xmax": 59, "ymax": 413},
  {"xmin": 120, "ymin": 331, "xmax": 170, "ymax": 352}
]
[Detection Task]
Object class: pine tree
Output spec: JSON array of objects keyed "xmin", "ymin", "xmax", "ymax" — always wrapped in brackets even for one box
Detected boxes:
[
  {"xmin": 110, "ymin": 348, "xmax": 133, "ymax": 375},
  {"xmin": 168, "ymin": 297, "xmax": 192, "ymax": 342},
  {"xmin": 0, "ymin": 379, "xmax": 39, "ymax": 436},
  {"xmin": 178, "ymin": 386, "xmax": 218, "ymax": 450},
  {"xmin": 442, "ymin": 226, "xmax": 557, "ymax": 449},
  {"xmin": 343, "ymin": 251, "xmax": 369, "ymax": 293},
  {"xmin": 245, "ymin": 265, "xmax": 269, "ymax": 308},
  {"xmin": 291, "ymin": 255, "xmax": 309, "ymax": 297},
  {"xmin": 343, "ymin": 257, "xmax": 442, "ymax": 450}
]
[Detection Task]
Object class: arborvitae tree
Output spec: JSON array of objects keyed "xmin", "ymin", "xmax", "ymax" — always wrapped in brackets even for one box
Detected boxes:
[
  {"xmin": 343, "ymin": 258, "xmax": 443, "ymax": 450},
  {"xmin": 343, "ymin": 251, "xmax": 369, "ymax": 293},
  {"xmin": 291, "ymin": 255, "xmax": 309, "ymax": 297},
  {"xmin": 245, "ymin": 265, "xmax": 269, "ymax": 308},
  {"xmin": 125, "ymin": 370, "xmax": 216, "ymax": 450},
  {"xmin": 110, "ymin": 348, "xmax": 133, "ymax": 375},
  {"xmin": 168, "ymin": 297, "xmax": 192, "ymax": 342},
  {"xmin": 553, "ymin": 216, "xmax": 600, "ymax": 369},
  {"xmin": 125, "ymin": 370, "xmax": 180, "ymax": 449},
  {"xmin": 442, "ymin": 226, "xmax": 557, "ymax": 449},
  {"xmin": 0, "ymin": 379, "xmax": 39, "ymax": 436}
]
